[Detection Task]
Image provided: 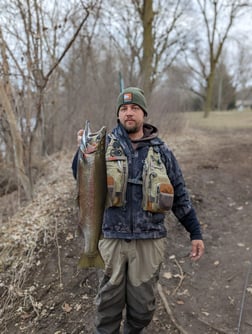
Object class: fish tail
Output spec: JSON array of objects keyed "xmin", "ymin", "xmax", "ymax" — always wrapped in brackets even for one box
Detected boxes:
[{"xmin": 78, "ymin": 252, "xmax": 104, "ymax": 269}]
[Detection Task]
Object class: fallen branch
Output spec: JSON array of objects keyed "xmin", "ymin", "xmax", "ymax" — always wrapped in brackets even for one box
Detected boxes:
[
  {"xmin": 157, "ymin": 282, "xmax": 188, "ymax": 334},
  {"xmin": 172, "ymin": 258, "xmax": 186, "ymax": 296},
  {"xmin": 54, "ymin": 218, "xmax": 63, "ymax": 288}
]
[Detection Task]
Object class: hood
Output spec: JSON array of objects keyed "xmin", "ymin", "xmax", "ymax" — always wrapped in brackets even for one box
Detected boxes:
[{"xmin": 131, "ymin": 123, "xmax": 158, "ymax": 143}]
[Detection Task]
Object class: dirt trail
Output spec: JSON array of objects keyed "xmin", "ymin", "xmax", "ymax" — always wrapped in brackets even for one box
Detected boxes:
[{"xmin": 0, "ymin": 126, "xmax": 252, "ymax": 334}]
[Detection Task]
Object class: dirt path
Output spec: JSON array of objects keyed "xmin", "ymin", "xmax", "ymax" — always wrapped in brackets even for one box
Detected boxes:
[{"xmin": 0, "ymin": 126, "xmax": 252, "ymax": 334}]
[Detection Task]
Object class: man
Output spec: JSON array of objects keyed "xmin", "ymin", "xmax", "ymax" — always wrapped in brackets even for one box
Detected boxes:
[{"xmin": 72, "ymin": 87, "xmax": 204, "ymax": 334}]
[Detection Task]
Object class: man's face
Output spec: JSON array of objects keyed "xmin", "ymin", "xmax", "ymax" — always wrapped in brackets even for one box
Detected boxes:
[{"xmin": 118, "ymin": 104, "xmax": 145, "ymax": 134}]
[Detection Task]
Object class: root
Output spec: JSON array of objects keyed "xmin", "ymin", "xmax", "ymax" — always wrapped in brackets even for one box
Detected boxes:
[{"xmin": 157, "ymin": 283, "xmax": 188, "ymax": 334}]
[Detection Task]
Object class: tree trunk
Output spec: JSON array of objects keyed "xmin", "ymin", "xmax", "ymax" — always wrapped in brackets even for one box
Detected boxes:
[
  {"xmin": 141, "ymin": 0, "xmax": 154, "ymax": 100},
  {"xmin": 204, "ymin": 71, "xmax": 215, "ymax": 118},
  {"xmin": 0, "ymin": 81, "xmax": 32, "ymax": 200}
]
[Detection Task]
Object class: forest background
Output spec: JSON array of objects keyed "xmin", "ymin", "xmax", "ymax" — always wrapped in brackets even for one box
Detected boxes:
[{"xmin": 0, "ymin": 0, "xmax": 252, "ymax": 212}]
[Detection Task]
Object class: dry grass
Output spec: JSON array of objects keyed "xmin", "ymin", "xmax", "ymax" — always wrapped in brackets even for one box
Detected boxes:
[
  {"xmin": 185, "ymin": 110, "xmax": 252, "ymax": 130},
  {"xmin": 0, "ymin": 151, "xmax": 76, "ymax": 321}
]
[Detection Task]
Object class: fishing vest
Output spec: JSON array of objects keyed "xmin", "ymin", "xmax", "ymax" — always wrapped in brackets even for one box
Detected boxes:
[{"xmin": 105, "ymin": 135, "xmax": 174, "ymax": 213}]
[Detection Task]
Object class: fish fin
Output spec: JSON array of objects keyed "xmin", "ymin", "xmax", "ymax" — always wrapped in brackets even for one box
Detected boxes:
[{"xmin": 78, "ymin": 252, "xmax": 104, "ymax": 269}]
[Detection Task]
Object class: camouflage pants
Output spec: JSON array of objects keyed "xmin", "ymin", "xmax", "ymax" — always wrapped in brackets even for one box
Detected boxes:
[{"xmin": 94, "ymin": 238, "xmax": 165, "ymax": 334}]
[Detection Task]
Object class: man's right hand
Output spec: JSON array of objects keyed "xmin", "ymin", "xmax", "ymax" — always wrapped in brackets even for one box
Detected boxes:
[{"xmin": 77, "ymin": 129, "xmax": 84, "ymax": 147}]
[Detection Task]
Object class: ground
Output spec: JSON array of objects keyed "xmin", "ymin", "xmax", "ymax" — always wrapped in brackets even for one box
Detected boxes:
[{"xmin": 0, "ymin": 118, "xmax": 252, "ymax": 334}]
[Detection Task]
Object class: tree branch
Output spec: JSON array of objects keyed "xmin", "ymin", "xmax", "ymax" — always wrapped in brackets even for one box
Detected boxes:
[{"xmin": 43, "ymin": 9, "xmax": 90, "ymax": 89}]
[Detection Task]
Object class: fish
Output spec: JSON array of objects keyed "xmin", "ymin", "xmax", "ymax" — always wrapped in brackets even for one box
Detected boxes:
[{"xmin": 77, "ymin": 120, "xmax": 107, "ymax": 268}]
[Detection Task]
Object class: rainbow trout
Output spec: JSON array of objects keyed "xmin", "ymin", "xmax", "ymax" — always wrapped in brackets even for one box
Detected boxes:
[{"xmin": 77, "ymin": 121, "xmax": 107, "ymax": 268}]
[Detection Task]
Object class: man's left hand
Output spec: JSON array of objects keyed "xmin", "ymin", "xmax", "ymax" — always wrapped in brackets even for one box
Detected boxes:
[{"xmin": 190, "ymin": 240, "xmax": 204, "ymax": 261}]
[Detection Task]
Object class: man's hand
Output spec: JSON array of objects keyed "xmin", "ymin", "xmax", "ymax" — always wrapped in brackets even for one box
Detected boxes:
[
  {"xmin": 77, "ymin": 129, "xmax": 84, "ymax": 147},
  {"xmin": 190, "ymin": 240, "xmax": 204, "ymax": 261}
]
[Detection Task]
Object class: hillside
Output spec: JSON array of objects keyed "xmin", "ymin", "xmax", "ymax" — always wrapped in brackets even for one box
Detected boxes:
[{"xmin": 1, "ymin": 115, "xmax": 252, "ymax": 334}]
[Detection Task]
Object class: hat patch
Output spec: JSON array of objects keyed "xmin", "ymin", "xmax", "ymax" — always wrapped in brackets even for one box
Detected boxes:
[{"xmin": 123, "ymin": 93, "xmax": 133, "ymax": 102}]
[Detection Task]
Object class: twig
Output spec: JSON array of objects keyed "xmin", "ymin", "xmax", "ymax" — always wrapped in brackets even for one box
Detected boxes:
[
  {"xmin": 157, "ymin": 283, "xmax": 188, "ymax": 334},
  {"xmin": 28, "ymin": 295, "xmax": 40, "ymax": 318},
  {"xmin": 54, "ymin": 218, "xmax": 63, "ymax": 287},
  {"xmin": 43, "ymin": 9, "xmax": 90, "ymax": 89},
  {"xmin": 226, "ymin": 272, "xmax": 239, "ymax": 282},
  {"xmin": 172, "ymin": 258, "xmax": 186, "ymax": 296}
]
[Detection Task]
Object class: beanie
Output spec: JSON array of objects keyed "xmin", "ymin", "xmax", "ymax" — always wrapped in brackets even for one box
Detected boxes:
[{"xmin": 117, "ymin": 87, "xmax": 148, "ymax": 116}]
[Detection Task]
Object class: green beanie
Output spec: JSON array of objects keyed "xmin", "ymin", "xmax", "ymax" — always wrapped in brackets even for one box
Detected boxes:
[{"xmin": 117, "ymin": 87, "xmax": 148, "ymax": 116}]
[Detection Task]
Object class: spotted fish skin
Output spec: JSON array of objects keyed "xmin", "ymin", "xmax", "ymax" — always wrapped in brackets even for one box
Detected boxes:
[{"xmin": 77, "ymin": 121, "xmax": 107, "ymax": 268}]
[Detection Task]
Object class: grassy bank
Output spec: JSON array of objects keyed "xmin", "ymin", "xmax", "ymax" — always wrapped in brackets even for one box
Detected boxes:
[{"xmin": 185, "ymin": 110, "xmax": 252, "ymax": 130}]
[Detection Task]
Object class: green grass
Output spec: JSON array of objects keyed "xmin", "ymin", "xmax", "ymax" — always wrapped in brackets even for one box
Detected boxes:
[{"xmin": 185, "ymin": 110, "xmax": 252, "ymax": 130}]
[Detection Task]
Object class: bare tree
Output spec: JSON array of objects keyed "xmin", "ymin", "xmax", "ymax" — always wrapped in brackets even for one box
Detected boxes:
[
  {"xmin": 0, "ymin": 0, "xmax": 96, "ymax": 199},
  {"xmin": 230, "ymin": 40, "xmax": 252, "ymax": 109},
  {"xmin": 213, "ymin": 58, "xmax": 236, "ymax": 110},
  {"xmin": 100, "ymin": 0, "xmax": 188, "ymax": 99},
  {"xmin": 183, "ymin": 0, "xmax": 252, "ymax": 117}
]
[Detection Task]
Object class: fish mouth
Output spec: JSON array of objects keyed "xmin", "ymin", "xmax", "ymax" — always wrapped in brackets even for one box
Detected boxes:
[
  {"xmin": 85, "ymin": 143, "xmax": 98, "ymax": 154},
  {"xmin": 80, "ymin": 121, "xmax": 106, "ymax": 154}
]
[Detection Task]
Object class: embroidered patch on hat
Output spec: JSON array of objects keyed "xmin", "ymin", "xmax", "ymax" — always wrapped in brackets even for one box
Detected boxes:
[{"xmin": 123, "ymin": 93, "xmax": 133, "ymax": 102}]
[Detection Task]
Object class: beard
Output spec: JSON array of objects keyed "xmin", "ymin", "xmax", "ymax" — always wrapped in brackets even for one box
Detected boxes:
[
  {"xmin": 125, "ymin": 124, "xmax": 138, "ymax": 133},
  {"xmin": 122, "ymin": 119, "xmax": 140, "ymax": 134}
]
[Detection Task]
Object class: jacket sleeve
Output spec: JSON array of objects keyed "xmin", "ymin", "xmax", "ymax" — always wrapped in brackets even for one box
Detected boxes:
[
  {"xmin": 161, "ymin": 144, "xmax": 202, "ymax": 240},
  {"xmin": 72, "ymin": 150, "xmax": 79, "ymax": 179},
  {"xmin": 180, "ymin": 207, "xmax": 202, "ymax": 240}
]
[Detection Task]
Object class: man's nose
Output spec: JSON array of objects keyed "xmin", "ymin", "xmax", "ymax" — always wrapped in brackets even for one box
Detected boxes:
[{"xmin": 125, "ymin": 106, "xmax": 134, "ymax": 114}]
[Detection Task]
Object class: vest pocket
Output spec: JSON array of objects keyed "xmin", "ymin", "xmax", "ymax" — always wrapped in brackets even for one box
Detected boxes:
[
  {"xmin": 142, "ymin": 147, "xmax": 174, "ymax": 213},
  {"xmin": 157, "ymin": 183, "xmax": 174, "ymax": 211},
  {"xmin": 143, "ymin": 178, "xmax": 174, "ymax": 213},
  {"xmin": 106, "ymin": 157, "xmax": 128, "ymax": 207}
]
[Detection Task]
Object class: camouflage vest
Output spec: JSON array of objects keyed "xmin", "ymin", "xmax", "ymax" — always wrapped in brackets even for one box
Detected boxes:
[{"xmin": 105, "ymin": 135, "xmax": 174, "ymax": 213}]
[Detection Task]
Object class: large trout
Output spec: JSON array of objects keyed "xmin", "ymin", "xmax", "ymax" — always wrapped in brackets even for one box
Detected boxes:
[{"xmin": 77, "ymin": 121, "xmax": 107, "ymax": 268}]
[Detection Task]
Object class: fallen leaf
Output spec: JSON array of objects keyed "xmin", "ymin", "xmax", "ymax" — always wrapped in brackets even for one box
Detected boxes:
[
  {"xmin": 176, "ymin": 300, "xmax": 185, "ymax": 305},
  {"xmin": 66, "ymin": 233, "xmax": 74, "ymax": 241},
  {"xmin": 163, "ymin": 272, "xmax": 172, "ymax": 280},
  {"xmin": 20, "ymin": 312, "xmax": 31, "ymax": 320},
  {"xmin": 75, "ymin": 303, "xmax": 82, "ymax": 311},
  {"xmin": 202, "ymin": 311, "xmax": 209, "ymax": 316},
  {"xmin": 177, "ymin": 289, "xmax": 189, "ymax": 296},
  {"xmin": 228, "ymin": 296, "xmax": 235, "ymax": 305},
  {"xmin": 62, "ymin": 302, "xmax": 72, "ymax": 313},
  {"xmin": 247, "ymin": 287, "xmax": 252, "ymax": 294},
  {"xmin": 35, "ymin": 302, "xmax": 43, "ymax": 310},
  {"xmin": 173, "ymin": 274, "xmax": 182, "ymax": 278}
]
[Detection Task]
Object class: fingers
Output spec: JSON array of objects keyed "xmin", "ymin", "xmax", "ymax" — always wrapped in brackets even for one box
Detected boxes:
[
  {"xmin": 77, "ymin": 129, "xmax": 84, "ymax": 146},
  {"xmin": 190, "ymin": 240, "xmax": 205, "ymax": 261}
]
